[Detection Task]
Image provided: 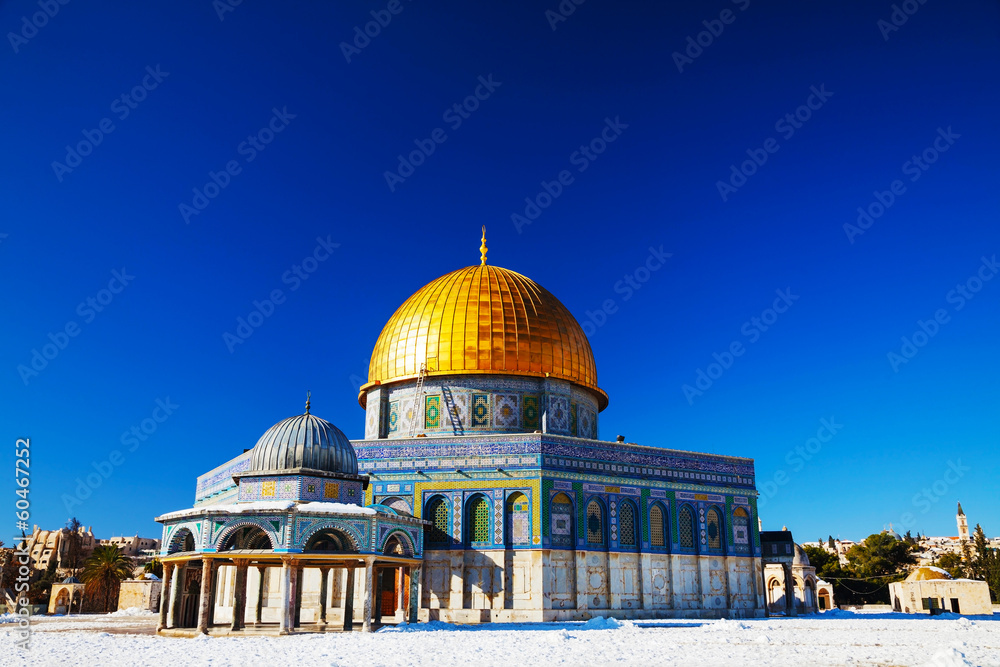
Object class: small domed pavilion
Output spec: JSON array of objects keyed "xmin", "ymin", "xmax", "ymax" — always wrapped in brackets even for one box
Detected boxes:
[{"xmin": 155, "ymin": 398, "xmax": 426, "ymax": 635}]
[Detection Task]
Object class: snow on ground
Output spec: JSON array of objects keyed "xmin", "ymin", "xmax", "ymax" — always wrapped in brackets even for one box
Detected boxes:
[{"xmin": 2, "ymin": 610, "xmax": 998, "ymax": 667}]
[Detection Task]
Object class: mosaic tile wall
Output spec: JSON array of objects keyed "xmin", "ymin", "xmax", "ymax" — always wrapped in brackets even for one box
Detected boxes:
[
  {"xmin": 364, "ymin": 375, "xmax": 600, "ymax": 439},
  {"xmin": 237, "ymin": 474, "xmax": 363, "ymax": 505},
  {"xmin": 195, "ymin": 450, "xmax": 252, "ymax": 505}
]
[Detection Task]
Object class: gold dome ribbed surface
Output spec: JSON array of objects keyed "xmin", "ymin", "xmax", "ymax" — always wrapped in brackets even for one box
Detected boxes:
[{"xmin": 363, "ymin": 264, "xmax": 606, "ymax": 409}]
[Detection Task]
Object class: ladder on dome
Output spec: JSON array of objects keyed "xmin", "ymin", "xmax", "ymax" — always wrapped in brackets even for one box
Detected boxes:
[{"xmin": 409, "ymin": 363, "xmax": 427, "ymax": 437}]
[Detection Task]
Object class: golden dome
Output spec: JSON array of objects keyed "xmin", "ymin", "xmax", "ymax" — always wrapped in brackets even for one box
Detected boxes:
[{"xmin": 362, "ymin": 263, "xmax": 607, "ymax": 410}]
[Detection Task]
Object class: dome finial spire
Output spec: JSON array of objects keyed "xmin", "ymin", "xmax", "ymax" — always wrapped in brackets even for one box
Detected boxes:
[
  {"xmin": 480, "ymin": 226, "xmax": 488, "ymax": 265},
  {"xmin": 305, "ymin": 390, "xmax": 311, "ymax": 414}
]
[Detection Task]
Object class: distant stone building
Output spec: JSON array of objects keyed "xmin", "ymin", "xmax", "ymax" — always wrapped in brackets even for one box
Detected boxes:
[
  {"xmin": 890, "ymin": 567, "xmax": 991, "ymax": 615},
  {"xmin": 761, "ymin": 530, "xmax": 832, "ymax": 614},
  {"xmin": 118, "ymin": 574, "xmax": 163, "ymax": 612},
  {"xmin": 23, "ymin": 525, "xmax": 97, "ymax": 572}
]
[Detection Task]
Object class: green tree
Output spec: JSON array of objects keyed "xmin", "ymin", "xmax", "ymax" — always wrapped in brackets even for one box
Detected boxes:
[
  {"xmin": 935, "ymin": 552, "xmax": 964, "ymax": 579},
  {"xmin": 846, "ymin": 533, "xmax": 916, "ymax": 578},
  {"xmin": 81, "ymin": 545, "xmax": 135, "ymax": 612},
  {"xmin": 967, "ymin": 524, "xmax": 1000, "ymax": 602},
  {"xmin": 828, "ymin": 535, "xmax": 836, "ymax": 550}
]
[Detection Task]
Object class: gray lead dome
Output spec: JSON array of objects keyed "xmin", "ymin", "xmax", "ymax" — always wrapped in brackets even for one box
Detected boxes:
[{"xmin": 249, "ymin": 413, "xmax": 358, "ymax": 475}]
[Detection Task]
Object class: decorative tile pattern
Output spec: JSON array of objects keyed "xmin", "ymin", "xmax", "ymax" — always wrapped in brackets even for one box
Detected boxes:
[
  {"xmin": 425, "ymin": 395, "xmax": 441, "ymax": 429},
  {"xmin": 706, "ymin": 507, "xmax": 722, "ymax": 550},
  {"xmin": 508, "ymin": 492, "xmax": 530, "ymax": 545},
  {"xmin": 522, "ymin": 395, "xmax": 540, "ymax": 430},
  {"xmin": 493, "ymin": 394, "xmax": 519, "ymax": 428},
  {"xmin": 569, "ymin": 402, "xmax": 578, "ymax": 436},
  {"xmin": 550, "ymin": 492, "xmax": 573, "ymax": 547},
  {"xmin": 388, "ymin": 401, "xmax": 399, "ymax": 433},
  {"xmin": 472, "ymin": 393, "xmax": 490, "ymax": 427},
  {"xmin": 548, "ymin": 396, "xmax": 569, "ymax": 432}
]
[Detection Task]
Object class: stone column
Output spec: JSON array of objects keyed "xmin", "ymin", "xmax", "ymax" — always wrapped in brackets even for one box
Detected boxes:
[
  {"xmin": 362, "ymin": 557, "xmax": 375, "ymax": 632},
  {"xmin": 170, "ymin": 564, "xmax": 185, "ymax": 628},
  {"xmin": 408, "ymin": 566, "xmax": 421, "ymax": 624},
  {"xmin": 343, "ymin": 566, "xmax": 356, "ymax": 631},
  {"xmin": 317, "ymin": 566, "xmax": 330, "ymax": 628},
  {"xmin": 294, "ymin": 565, "xmax": 304, "ymax": 628},
  {"xmin": 279, "ymin": 558, "xmax": 292, "ymax": 634},
  {"xmin": 231, "ymin": 561, "xmax": 249, "ymax": 631},
  {"xmin": 158, "ymin": 562, "xmax": 175, "ymax": 631},
  {"xmin": 254, "ymin": 565, "xmax": 266, "ymax": 626},
  {"xmin": 782, "ymin": 563, "xmax": 795, "ymax": 617},
  {"xmin": 396, "ymin": 565, "xmax": 406, "ymax": 617},
  {"xmin": 374, "ymin": 566, "xmax": 383, "ymax": 625},
  {"xmin": 196, "ymin": 559, "xmax": 216, "ymax": 634}
]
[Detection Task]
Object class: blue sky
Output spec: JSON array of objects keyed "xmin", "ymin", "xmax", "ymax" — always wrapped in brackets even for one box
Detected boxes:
[{"xmin": 1, "ymin": 0, "xmax": 997, "ymax": 544}]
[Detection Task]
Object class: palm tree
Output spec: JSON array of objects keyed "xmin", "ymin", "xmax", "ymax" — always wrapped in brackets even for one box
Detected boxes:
[
  {"xmin": 143, "ymin": 557, "xmax": 163, "ymax": 579},
  {"xmin": 81, "ymin": 545, "xmax": 135, "ymax": 612}
]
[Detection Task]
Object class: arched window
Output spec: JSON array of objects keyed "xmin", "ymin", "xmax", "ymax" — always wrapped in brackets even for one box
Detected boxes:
[
  {"xmin": 221, "ymin": 525, "xmax": 271, "ymax": 551},
  {"xmin": 679, "ymin": 506, "xmax": 695, "ymax": 549},
  {"xmin": 506, "ymin": 492, "xmax": 530, "ymax": 547},
  {"xmin": 618, "ymin": 501, "xmax": 637, "ymax": 547},
  {"xmin": 168, "ymin": 528, "xmax": 196, "ymax": 554},
  {"xmin": 706, "ymin": 507, "xmax": 723, "ymax": 550},
  {"xmin": 466, "ymin": 494, "xmax": 491, "ymax": 545},
  {"xmin": 424, "ymin": 496, "xmax": 451, "ymax": 547},
  {"xmin": 586, "ymin": 499, "xmax": 605, "ymax": 546},
  {"xmin": 650, "ymin": 503, "xmax": 667, "ymax": 548},
  {"xmin": 732, "ymin": 507, "xmax": 749, "ymax": 550},
  {"xmin": 551, "ymin": 492, "xmax": 574, "ymax": 547},
  {"xmin": 305, "ymin": 528, "xmax": 354, "ymax": 552}
]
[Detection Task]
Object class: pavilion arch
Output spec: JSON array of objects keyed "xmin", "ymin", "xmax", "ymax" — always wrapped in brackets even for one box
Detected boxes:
[
  {"xmin": 423, "ymin": 494, "xmax": 452, "ymax": 547},
  {"xmin": 381, "ymin": 496, "xmax": 413, "ymax": 516},
  {"xmin": 299, "ymin": 522, "xmax": 361, "ymax": 552},
  {"xmin": 585, "ymin": 497, "xmax": 608, "ymax": 548},
  {"xmin": 648, "ymin": 501, "xmax": 669, "ymax": 551},
  {"xmin": 705, "ymin": 506, "xmax": 724, "ymax": 551},
  {"xmin": 550, "ymin": 492, "xmax": 575, "ymax": 548},
  {"xmin": 381, "ymin": 529, "xmax": 416, "ymax": 556},
  {"xmin": 677, "ymin": 504, "xmax": 697, "ymax": 551},
  {"xmin": 167, "ymin": 526, "xmax": 198, "ymax": 554},
  {"xmin": 465, "ymin": 493, "xmax": 492, "ymax": 546},
  {"xmin": 505, "ymin": 492, "xmax": 531, "ymax": 547},
  {"xmin": 617, "ymin": 498, "xmax": 639, "ymax": 549},
  {"xmin": 215, "ymin": 520, "xmax": 278, "ymax": 551},
  {"xmin": 218, "ymin": 524, "xmax": 274, "ymax": 551}
]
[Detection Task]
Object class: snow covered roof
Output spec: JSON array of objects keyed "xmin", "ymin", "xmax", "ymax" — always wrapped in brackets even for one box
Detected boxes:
[{"xmin": 157, "ymin": 500, "xmax": 377, "ymax": 522}]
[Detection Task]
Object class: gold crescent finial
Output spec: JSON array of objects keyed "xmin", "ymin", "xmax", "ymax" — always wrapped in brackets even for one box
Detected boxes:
[
  {"xmin": 480, "ymin": 226, "xmax": 488, "ymax": 265},
  {"xmin": 305, "ymin": 390, "xmax": 311, "ymax": 414}
]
